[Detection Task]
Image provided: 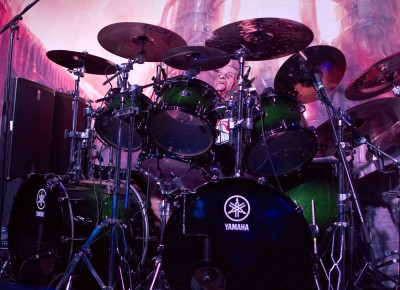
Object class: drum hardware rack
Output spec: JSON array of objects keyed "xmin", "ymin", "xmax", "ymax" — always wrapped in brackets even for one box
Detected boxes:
[{"xmin": 64, "ymin": 62, "xmax": 95, "ymax": 183}]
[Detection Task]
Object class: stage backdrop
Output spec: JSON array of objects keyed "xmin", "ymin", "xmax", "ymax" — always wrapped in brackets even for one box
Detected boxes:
[{"xmin": 2, "ymin": 0, "xmax": 400, "ymax": 284}]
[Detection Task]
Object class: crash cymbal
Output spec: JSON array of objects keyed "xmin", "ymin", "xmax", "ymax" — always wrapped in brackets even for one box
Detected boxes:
[
  {"xmin": 345, "ymin": 51, "xmax": 400, "ymax": 100},
  {"xmin": 97, "ymin": 22, "xmax": 187, "ymax": 62},
  {"xmin": 46, "ymin": 50, "xmax": 117, "ymax": 75},
  {"xmin": 205, "ymin": 18, "xmax": 313, "ymax": 61},
  {"xmin": 274, "ymin": 45, "xmax": 346, "ymax": 104},
  {"xmin": 162, "ymin": 46, "xmax": 230, "ymax": 71},
  {"xmin": 315, "ymin": 98, "xmax": 400, "ymax": 157}
]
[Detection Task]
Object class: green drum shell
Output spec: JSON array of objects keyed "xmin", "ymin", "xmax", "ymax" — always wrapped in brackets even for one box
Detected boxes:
[
  {"xmin": 94, "ymin": 92, "xmax": 152, "ymax": 151},
  {"xmin": 147, "ymin": 79, "xmax": 220, "ymax": 157},
  {"xmin": 245, "ymin": 92, "xmax": 317, "ymax": 177},
  {"xmin": 277, "ymin": 161, "xmax": 338, "ymax": 237},
  {"xmin": 253, "ymin": 94, "xmax": 304, "ymax": 135}
]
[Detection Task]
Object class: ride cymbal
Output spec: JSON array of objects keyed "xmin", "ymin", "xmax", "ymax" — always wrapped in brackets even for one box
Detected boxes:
[
  {"xmin": 274, "ymin": 45, "xmax": 346, "ymax": 104},
  {"xmin": 205, "ymin": 17, "xmax": 314, "ymax": 61},
  {"xmin": 315, "ymin": 98, "xmax": 400, "ymax": 157},
  {"xmin": 345, "ymin": 51, "xmax": 400, "ymax": 100},
  {"xmin": 162, "ymin": 46, "xmax": 230, "ymax": 71},
  {"xmin": 97, "ymin": 22, "xmax": 187, "ymax": 62},
  {"xmin": 46, "ymin": 50, "xmax": 117, "ymax": 75}
]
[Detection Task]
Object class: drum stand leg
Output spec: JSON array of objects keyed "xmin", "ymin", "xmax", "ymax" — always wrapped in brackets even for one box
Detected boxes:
[{"xmin": 148, "ymin": 191, "xmax": 173, "ymax": 290}]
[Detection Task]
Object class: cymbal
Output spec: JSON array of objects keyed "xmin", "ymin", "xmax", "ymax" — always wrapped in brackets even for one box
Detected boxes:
[
  {"xmin": 97, "ymin": 22, "xmax": 187, "ymax": 62},
  {"xmin": 345, "ymin": 51, "xmax": 400, "ymax": 100},
  {"xmin": 205, "ymin": 18, "xmax": 313, "ymax": 61},
  {"xmin": 274, "ymin": 45, "xmax": 346, "ymax": 104},
  {"xmin": 46, "ymin": 50, "xmax": 117, "ymax": 75},
  {"xmin": 162, "ymin": 46, "xmax": 230, "ymax": 71},
  {"xmin": 315, "ymin": 98, "xmax": 400, "ymax": 157}
]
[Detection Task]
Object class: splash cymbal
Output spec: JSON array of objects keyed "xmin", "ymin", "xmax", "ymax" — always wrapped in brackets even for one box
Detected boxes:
[
  {"xmin": 345, "ymin": 51, "xmax": 400, "ymax": 100},
  {"xmin": 162, "ymin": 46, "xmax": 230, "ymax": 71},
  {"xmin": 97, "ymin": 22, "xmax": 187, "ymax": 62},
  {"xmin": 205, "ymin": 17, "xmax": 313, "ymax": 61},
  {"xmin": 274, "ymin": 45, "xmax": 346, "ymax": 104},
  {"xmin": 315, "ymin": 98, "xmax": 400, "ymax": 157},
  {"xmin": 46, "ymin": 50, "xmax": 117, "ymax": 75}
]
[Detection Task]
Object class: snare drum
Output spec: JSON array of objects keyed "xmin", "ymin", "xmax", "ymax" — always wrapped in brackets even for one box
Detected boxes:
[
  {"xmin": 163, "ymin": 177, "xmax": 314, "ymax": 289},
  {"xmin": 136, "ymin": 144, "xmax": 211, "ymax": 192},
  {"xmin": 147, "ymin": 79, "xmax": 220, "ymax": 157},
  {"xmin": 94, "ymin": 91, "xmax": 152, "ymax": 151},
  {"xmin": 245, "ymin": 91, "xmax": 318, "ymax": 177},
  {"xmin": 8, "ymin": 174, "xmax": 152, "ymax": 286}
]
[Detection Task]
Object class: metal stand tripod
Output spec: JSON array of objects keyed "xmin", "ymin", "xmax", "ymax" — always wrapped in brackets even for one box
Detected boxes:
[
  {"xmin": 308, "ymin": 69, "xmax": 385, "ymax": 289},
  {"xmin": 56, "ymin": 65, "xmax": 139, "ymax": 290}
]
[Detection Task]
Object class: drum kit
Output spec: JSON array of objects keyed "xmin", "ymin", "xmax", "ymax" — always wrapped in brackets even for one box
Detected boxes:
[{"xmin": 5, "ymin": 16, "xmax": 400, "ymax": 290}]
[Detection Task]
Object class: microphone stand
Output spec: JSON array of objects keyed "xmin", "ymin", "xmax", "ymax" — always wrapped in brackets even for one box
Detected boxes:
[
  {"xmin": 0, "ymin": 0, "xmax": 40, "ymax": 253},
  {"xmin": 233, "ymin": 46, "xmax": 249, "ymax": 177},
  {"xmin": 312, "ymin": 74, "xmax": 384, "ymax": 289}
]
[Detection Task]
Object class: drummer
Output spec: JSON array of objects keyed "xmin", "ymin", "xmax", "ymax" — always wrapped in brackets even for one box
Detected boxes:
[{"xmin": 213, "ymin": 62, "xmax": 239, "ymax": 177}]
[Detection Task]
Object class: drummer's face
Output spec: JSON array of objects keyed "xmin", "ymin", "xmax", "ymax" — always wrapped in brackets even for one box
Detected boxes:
[{"xmin": 214, "ymin": 66, "xmax": 238, "ymax": 94}]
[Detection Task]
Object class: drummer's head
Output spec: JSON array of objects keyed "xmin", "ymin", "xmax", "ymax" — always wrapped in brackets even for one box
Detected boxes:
[{"xmin": 214, "ymin": 63, "xmax": 239, "ymax": 100}]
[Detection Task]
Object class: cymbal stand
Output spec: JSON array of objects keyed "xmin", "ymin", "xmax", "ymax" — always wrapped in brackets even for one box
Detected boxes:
[
  {"xmin": 310, "ymin": 72, "xmax": 384, "ymax": 289},
  {"xmin": 148, "ymin": 182, "xmax": 178, "ymax": 290},
  {"xmin": 65, "ymin": 65, "xmax": 93, "ymax": 183},
  {"xmin": 57, "ymin": 65, "xmax": 138, "ymax": 290},
  {"xmin": 233, "ymin": 46, "xmax": 250, "ymax": 176}
]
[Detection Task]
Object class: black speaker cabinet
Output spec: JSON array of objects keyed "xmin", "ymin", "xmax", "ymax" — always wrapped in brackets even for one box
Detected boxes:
[
  {"xmin": 6, "ymin": 77, "xmax": 55, "ymax": 179},
  {"xmin": 51, "ymin": 91, "xmax": 86, "ymax": 175}
]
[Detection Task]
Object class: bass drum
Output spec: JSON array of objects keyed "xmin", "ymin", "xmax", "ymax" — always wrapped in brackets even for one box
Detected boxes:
[
  {"xmin": 147, "ymin": 79, "xmax": 220, "ymax": 157},
  {"xmin": 245, "ymin": 91, "xmax": 317, "ymax": 177},
  {"xmin": 94, "ymin": 91, "xmax": 152, "ymax": 151},
  {"xmin": 163, "ymin": 178, "xmax": 314, "ymax": 290},
  {"xmin": 8, "ymin": 174, "xmax": 153, "ymax": 287}
]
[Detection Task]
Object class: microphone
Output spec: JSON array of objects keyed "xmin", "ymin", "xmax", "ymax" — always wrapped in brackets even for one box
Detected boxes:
[
  {"xmin": 243, "ymin": 66, "xmax": 252, "ymax": 88},
  {"xmin": 83, "ymin": 105, "xmax": 92, "ymax": 131},
  {"xmin": 368, "ymin": 145, "xmax": 385, "ymax": 170},
  {"xmin": 244, "ymin": 66, "xmax": 251, "ymax": 80},
  {"xmin": 161, "ymin": 67, "xmax": 167, "ymax": 79},
  {"xmin": 313, "ymin": 71, "xmax": 324, "ymax": 90},
  {"xmin": 355, "ymin": 133, "xmax": 385, "ymax": 170},
  {"xmin": 181, "ymin": 68, "xmax": 200, "ymax": 80}
]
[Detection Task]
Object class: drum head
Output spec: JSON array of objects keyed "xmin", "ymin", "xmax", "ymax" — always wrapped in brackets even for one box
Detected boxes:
[{"xmin": 163, "ymin": 178, "xmax": 314, "ymax": 290}]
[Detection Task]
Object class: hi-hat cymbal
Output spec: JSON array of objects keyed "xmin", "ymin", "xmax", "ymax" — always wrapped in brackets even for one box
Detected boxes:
[
  {"xmin": 274, "ymin": 45, "xmax": 346, "ymax": 104},
  {"xmin": 46, "ymin": 50, "xmax": 117, "ymax": 75},
  {"xmin": 162, "ymin": 46, "xmax": 230, "ymax": 71},
  {"xmin": 205, "ymin": 18, "xmax": 313, "ymax": 61},
  {"xmin": 315, "ymin": 98, "xmax": 400, "ymax": 157},
  {"xmin": 97, "ymin": 22, "xmax": 187, "ymax": 62},
  {"xmin": 345, "ymin": 51, "xmax": 400, "ymax": 100}
]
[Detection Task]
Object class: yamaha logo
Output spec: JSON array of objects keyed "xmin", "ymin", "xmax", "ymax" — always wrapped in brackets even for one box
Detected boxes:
[
  {"xmin": 36, "ymin": 188, "xmax": 47, "ymax": 210},
  {"xmin": 224, "ymin": 195, "xmax": 250, "ymax": 222}
]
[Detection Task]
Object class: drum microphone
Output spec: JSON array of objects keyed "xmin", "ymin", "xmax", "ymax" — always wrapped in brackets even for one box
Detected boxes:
[
  {"xmin": 353, "ymin": 133, "xmax": 385, "ymax": 170},
  {"xmin": 181, "ymin": 68, "xmax": 200, "ymax": 80}
]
